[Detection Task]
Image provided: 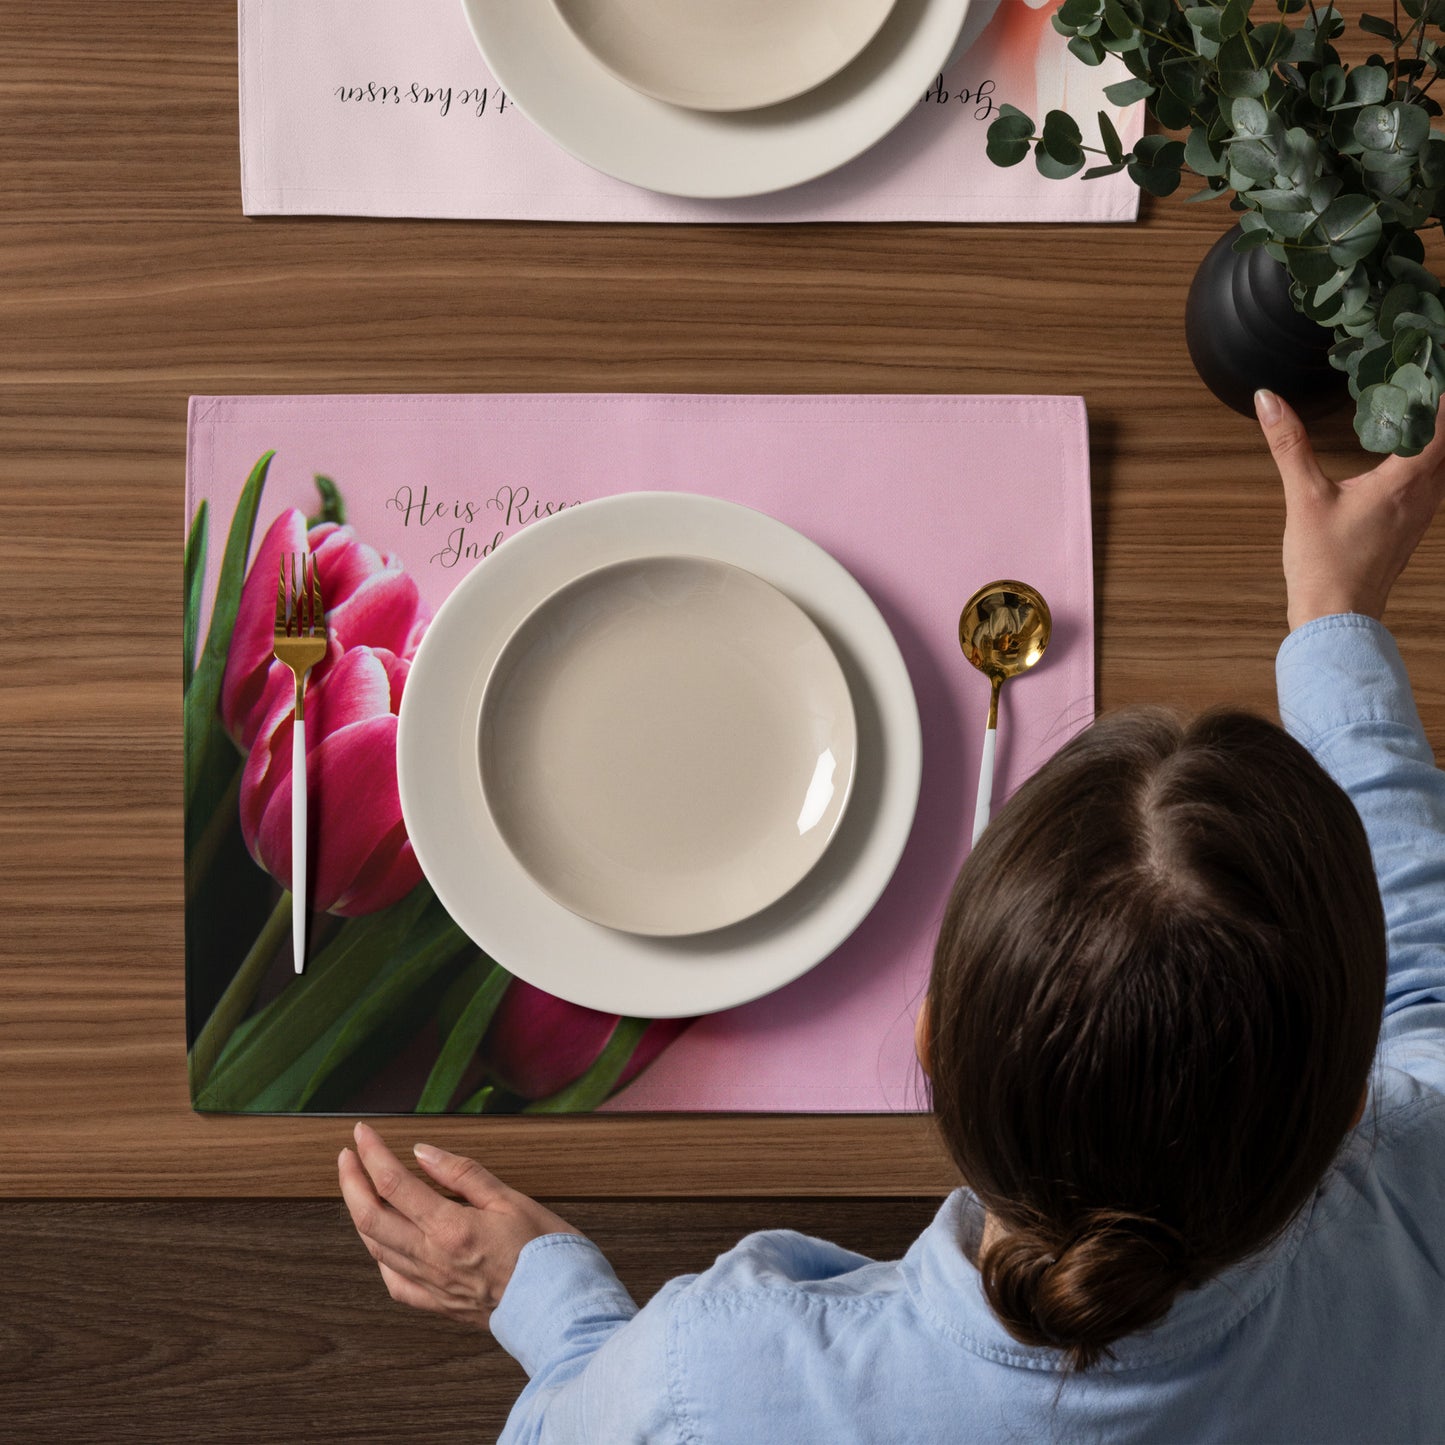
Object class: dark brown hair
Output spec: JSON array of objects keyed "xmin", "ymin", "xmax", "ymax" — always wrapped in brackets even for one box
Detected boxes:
[{"xmin": 926, "ymin": 708, "xmax": 1385, "ymax": 1370}]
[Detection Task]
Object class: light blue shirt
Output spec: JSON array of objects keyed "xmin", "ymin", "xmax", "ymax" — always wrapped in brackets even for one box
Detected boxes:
[{"xmin": 492, "ymin": 614, "xmax": 1445, "ymax": 1444}]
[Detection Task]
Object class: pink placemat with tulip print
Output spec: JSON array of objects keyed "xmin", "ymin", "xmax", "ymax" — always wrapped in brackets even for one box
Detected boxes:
[
  {"xmin": 238, "ymin": 0, "xmax": 1142, "ymax": 222},
  {"xmin": 184, "ymin": 393, "xmax": 1094, "ymax": 1114}
]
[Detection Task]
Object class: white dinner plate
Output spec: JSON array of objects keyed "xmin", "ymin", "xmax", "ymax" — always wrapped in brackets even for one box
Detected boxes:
[
  {"xmin": 479, "ymin": 555, "xmax": 857, "ymax": 937},
  {"xmin": 459, "ymin": 0, "xmax": 973, "ymax": 198},
  {"xmin": 550, "ymin": 0, "xmax": 899, "ymax": 114},
  {"xmin": 398, "ymin": 493, "xmax": 922, "ymax": 1017}
]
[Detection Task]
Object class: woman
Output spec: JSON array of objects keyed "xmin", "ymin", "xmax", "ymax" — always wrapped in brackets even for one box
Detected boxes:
[{"xmin": 339, "ymin": 391, "xmax": 1445, "ymax": 1443}]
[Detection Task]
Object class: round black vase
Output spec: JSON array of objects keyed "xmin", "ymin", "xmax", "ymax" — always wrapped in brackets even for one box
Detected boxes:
[{"xmin": 1185, "ymin": 223, "xmax": 1344, "ymax": 418}]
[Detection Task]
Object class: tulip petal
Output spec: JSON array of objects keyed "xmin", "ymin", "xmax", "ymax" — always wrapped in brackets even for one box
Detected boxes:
[
  {"xmin": 310, "ymin": 524, "xmax": 380, "ymax": 605},
  {"xmin": 480, "ymin": 982, "xmax": 621, "ymax": 1099},
  {"xmin": 328, "ymin": 822, "xmax": 422, "ymax": 916},
  {"xmin": 221, "ymin": 508, "xmax": 308, "ymax": 749},
  {"xmin": 327, "ymin": 567, "xmax": 431, "ymax": 659},
  {"xmin": 253, "ymin": 714, "xmax": 412, "ymax": 914}
]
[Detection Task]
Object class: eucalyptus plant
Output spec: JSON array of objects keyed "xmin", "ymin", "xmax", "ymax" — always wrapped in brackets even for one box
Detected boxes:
[{"xmin": 987, "ymin": 0, "xmax": 1445, "ymax": 453}]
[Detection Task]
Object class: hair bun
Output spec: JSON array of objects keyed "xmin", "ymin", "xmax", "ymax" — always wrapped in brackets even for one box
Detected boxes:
[{"xmin": 981, "ymin": 1212, "xmax": 1192, "ymax": 1370}]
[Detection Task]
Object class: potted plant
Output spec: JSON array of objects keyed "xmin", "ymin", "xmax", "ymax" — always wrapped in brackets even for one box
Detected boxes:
[{"xmin": 987, "ymin": 0, "xmax": 1445, "ymax": 454}]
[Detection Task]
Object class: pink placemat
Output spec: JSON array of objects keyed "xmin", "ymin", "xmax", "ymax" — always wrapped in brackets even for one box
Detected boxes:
[
  {"xmin": 186, "ymin": 394, "xmax": 1093, "ymax": 1111},
  {"xmin": 238, "ymin": 0, "xmax": 1142, "ymax": 222}
]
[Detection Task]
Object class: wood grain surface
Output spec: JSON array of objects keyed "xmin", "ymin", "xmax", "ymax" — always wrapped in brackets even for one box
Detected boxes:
[
  {"xmin": 3, "ymin": 0, "xmax": 1443, "ymax": 1198},
  {"xmin": 0, "ymin": 1196, "xmax": 938, "ymax": 1440}
]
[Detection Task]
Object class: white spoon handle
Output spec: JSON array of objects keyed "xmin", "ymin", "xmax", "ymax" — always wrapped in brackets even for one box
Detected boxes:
[
  {"xmin": 293, "ymin": 716, "xmax": 307, "ymax": 973},
  {"xmin": 972, "ymin": 724, "xmax": 997, "ymax": 847}
]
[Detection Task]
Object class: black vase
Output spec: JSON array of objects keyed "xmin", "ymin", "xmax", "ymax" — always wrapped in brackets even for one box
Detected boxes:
[{"xmin": 1184, "ymin": 223, "xmax": 1344, "ymax": 418}]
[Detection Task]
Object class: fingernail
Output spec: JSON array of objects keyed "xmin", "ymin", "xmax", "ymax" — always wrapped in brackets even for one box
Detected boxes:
[
  {"xmin": 1254, "ymin": 389, "xmax": 1281, "ymax": 425},
  {"xmin": 338, "ymin": 1148, "xmax": 349, "ymax": 1166},
  {"xmin": 353, "ymin": 1121, "xmax": 365, "ymax": 1142},
  {"xmin": 414, "ymin": 1143, "xmax": 442, "ymax": 1164}
]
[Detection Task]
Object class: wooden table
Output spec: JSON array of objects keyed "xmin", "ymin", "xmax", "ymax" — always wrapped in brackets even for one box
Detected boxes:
[{"xmin": 4, "ymin": 1, "xmax": 1442, "ymax": 1435}]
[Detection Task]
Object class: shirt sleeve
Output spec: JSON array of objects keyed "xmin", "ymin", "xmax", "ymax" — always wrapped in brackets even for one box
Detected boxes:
[
  {"xmin": 491, "ymin": 1233, "xmax": 681, "ymax": 1444},
  {"xmin": 1276, "ymin": 614, "xmax": 1445, "ymax": 1089}
]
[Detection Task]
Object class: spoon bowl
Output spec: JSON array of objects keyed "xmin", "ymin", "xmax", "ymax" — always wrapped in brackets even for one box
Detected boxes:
[{"xmin": 958, "ymin": 580, "xmax": 1053, "ymax": 843}]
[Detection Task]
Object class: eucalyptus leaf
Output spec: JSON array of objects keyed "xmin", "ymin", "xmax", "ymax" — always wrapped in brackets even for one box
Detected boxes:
[
  {"xmin": 1103, "ymin": 76, "xmax": 1154, "ymax": 105},
  {"xmin": 1037, "ymin": 145, "xmax": 1087, "ymax": 179},
  {"xmin": 1357, "ymin": 13, "xmax": 1404, "ymax": 41},
  {"xmin": 1185, "ymin": 126, "xmax": 1227, "ymax": 176},
  {"xmin": 1098, "ymin": 110, "xmax": 1125, "ymax": 165},
  {"xmin": 1068, "ymin": 33, "xmax": 1108, "ymax": 64},
  {"xmin": 1318, "ymin": 195, "xmax": 1383, "ymax": 263},
  {"xmin": 1219, "ymin": 35, "xmax": 1270, "ymax": 99},
  {"xmin": 1230, "ymin": 97, "xmax": 1274, "ymax": 138}
]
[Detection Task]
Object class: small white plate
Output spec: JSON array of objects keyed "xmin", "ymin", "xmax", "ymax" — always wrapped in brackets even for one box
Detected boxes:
[
  {"xmin": 460, "ymin": 0, "xmax": 973, "ymax": 198},
  {"xmin": 398, "ymin": 493, "xmax": 921, "ymax": 1017},
  {"xmin": 480, "ymin": 556, "xmax": 856, "ymax": 936},
  {"xmin": 550, "ymin": 0, "xmax": 899, "ymax": 114}
]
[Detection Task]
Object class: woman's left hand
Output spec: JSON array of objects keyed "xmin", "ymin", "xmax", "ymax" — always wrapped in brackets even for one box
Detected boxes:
[{"xmin": 338, "ymin": 1121, "xmax": 583, "ymax": 1329}]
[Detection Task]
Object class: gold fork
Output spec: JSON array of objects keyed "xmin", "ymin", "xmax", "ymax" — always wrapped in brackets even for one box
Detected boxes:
[{"xmin": 274, "ymin": 552, "xmax": 328, "ymax": 973}]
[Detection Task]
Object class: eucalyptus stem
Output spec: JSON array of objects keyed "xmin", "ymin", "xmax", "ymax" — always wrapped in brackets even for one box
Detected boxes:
[{"xmin": 189, "ymin": 892, "xmax": 292, "ymax": 1093}]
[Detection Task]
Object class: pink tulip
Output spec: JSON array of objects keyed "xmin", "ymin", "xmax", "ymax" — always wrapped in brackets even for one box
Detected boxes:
[
  {"xmin": 481, "ymin": 979, "xmax": 693, "ymax": 1101},
  {"xmin": 222, "ymin": 509, "xmax": 433, "ymax": 915},
  {"xmin": 221, "ymin": 510, "xmax": 431, "ymax": 751}
]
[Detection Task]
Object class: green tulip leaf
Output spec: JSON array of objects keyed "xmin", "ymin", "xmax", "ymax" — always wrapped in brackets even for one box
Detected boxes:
[
  {"xmin": 416, "ymin": 959, "xmax": 512, "ymax": 1112},
  {"xmin": 456, "ymin": 1084, "xmax": 501, "ymax": 1114},
  {"xmin": 183, "ymin": 501, "xmax": 208, "ymax": 693},
  {"xmin": 183, "ymin": 450, "xmax": 274, "ymax": 833},
  {"xmin": 308, "ymin": 474, "xmax": 347, "ymax": 528},
  {"xmin": 295, "ymin": 918, "xmax": 475, "ymax": 1112},
  {"xmin": 195, "ymin": 884, "xmax": 436, "ymax": 1109}
]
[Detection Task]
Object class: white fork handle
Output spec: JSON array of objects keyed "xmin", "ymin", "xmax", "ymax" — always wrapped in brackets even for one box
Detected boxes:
[
  {"xmin": 971, "ymin": 725, "xmax": 997, "ymax": 847},
  {"xmin": 293, "ymin": 715, "xmax": 307, "ymax": 973}
]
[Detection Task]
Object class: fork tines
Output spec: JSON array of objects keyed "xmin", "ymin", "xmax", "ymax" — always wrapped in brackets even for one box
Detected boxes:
[{"xmin": 275, "ymin": 552, "xmax": 324, "ymax": 636}]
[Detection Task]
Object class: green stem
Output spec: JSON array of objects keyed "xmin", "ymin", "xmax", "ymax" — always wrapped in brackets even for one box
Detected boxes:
[
  {"xmin": 184, "ymin": 766, "xmax": 242, "ymax": 905},
  {"xmin": 189, "ymin": 892, "xmax": 292, "ymax": 1093}
]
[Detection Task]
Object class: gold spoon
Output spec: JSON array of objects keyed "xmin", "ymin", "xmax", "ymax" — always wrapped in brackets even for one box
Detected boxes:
[{"xmin": 958, "ymin": 579, "xmax": 1053, "ymax": 845}]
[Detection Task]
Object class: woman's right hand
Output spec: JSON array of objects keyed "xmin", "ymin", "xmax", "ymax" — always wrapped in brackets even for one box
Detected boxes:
[{"xmin": 1255, "ymin": 389, "xmax": 1445, "ymax": 631}]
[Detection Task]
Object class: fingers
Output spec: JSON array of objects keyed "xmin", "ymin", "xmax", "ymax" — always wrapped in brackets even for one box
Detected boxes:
[
  {"xmin": 1255, "ymin": 390, "xmax": 1329, "ymax": 500},
  {"xmin": 352, "ymin": 1122, "xmax": 452, "ymax": 1228},
  {"xmin": 413, "ymin": 1142, "xmax": 509, "ymax": 1209},
  {"xmin": 338, "ymin": 1146, "xmax": 429, "ymax": 1259},
  {"xmin": 377, "ymin": 1260, "xmax": 448, "ymax": 1315}
]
